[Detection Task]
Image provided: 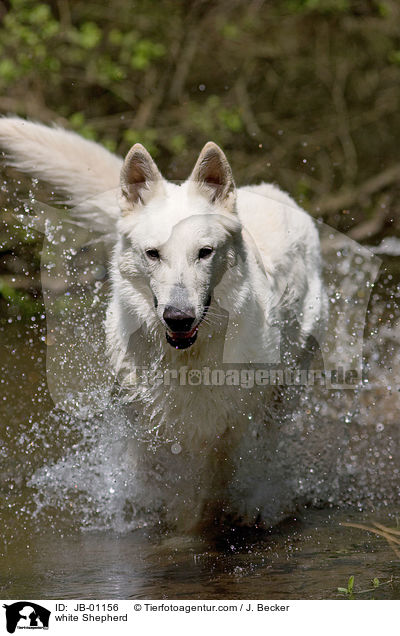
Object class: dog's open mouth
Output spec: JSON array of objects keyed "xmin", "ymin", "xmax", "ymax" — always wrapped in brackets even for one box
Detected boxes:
[
  {"xmin": 166, "ymin": 325, "xmax": 199, "ymax": 349},
  {"xmin": 165, "ymin": 297, "xmax": 211, "ymax": 350}
]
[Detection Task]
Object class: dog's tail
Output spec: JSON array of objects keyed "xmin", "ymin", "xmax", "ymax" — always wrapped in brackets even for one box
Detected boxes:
[{"xmin": 0, "ymin": 116, "xmax": 123, "ymax": 236}]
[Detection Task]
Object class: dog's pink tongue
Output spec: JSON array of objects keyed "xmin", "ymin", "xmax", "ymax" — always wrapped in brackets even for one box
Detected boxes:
[{"xmin": 168, "ymin": 325, "xmax": 197, "ymax": 340}]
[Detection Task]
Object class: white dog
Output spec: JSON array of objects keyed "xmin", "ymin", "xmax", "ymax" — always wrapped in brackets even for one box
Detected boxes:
[{"xmin": 0, "ymin": 118, "xmax": 327, "ymax": 531}]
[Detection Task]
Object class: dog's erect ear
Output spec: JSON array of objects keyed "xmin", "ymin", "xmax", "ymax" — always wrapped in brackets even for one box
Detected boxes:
[
  {"xmin": 189, "ymin": 142, "xmax": 236, "ymax": 212},
  {"xmin": 120, "ymin": 143, "xmax": 164, "ymax": 212}
]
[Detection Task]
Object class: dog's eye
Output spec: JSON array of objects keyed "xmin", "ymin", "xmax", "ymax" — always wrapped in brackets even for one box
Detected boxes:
[
  {"xmin": 198, "ymin": 246, "xmax": 213, "ymax": 260},
  {"xmin": 145, "ymin": 248, "xmax": 160, "ymax": 260}
]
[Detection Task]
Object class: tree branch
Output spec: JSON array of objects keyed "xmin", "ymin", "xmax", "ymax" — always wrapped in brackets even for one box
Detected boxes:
[{"xmin": 313, "ymin": 163, "xmax": 400, "ymax": 214}]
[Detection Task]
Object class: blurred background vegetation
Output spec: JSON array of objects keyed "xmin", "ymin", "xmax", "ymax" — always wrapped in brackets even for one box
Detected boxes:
[{"xmin": 1, "ymin": 0, "xmax": 400, "ymax": 318}]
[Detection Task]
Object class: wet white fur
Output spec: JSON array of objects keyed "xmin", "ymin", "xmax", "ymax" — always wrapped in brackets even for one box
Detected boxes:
[{"xmin": 0, "ymin": 117, "xmax": 327, "ymax": 530}]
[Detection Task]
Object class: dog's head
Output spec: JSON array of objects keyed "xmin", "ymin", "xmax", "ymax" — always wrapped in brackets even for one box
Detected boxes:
[{"xmin": 115, "ymin": 142, "xmax": 243, "ymax": 349}]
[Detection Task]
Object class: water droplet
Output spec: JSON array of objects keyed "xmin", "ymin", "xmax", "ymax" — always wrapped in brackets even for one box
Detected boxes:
[{"xmin": 171, "ymin": 442, "xmax": 182, "ymax": 455}]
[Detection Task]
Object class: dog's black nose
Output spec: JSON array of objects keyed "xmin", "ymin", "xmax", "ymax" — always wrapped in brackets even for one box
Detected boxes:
[{"xmin": 163, "ymin": 305, "xmax": 196, "ymax": 333}]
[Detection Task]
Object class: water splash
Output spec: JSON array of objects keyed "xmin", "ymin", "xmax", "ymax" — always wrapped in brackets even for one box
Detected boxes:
[
  {"xmin": 28, "ymin": 395, "xmax": 155, "ymax": 533},
  {"xmin": 2, "ymin": 183, "xmax": 399, "ymax": 534}
]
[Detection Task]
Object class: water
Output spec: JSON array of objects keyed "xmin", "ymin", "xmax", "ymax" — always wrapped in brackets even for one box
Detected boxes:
[
  {"xmin": 1, "ymin": 205, "xmax": 400, "ymax": 598},
  {"xmin": 3, "ymin": 505, "xmax": 400, "ymax": 599}
]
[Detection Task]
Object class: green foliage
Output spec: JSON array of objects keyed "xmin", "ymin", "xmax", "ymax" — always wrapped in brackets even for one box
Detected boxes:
[
  {"xmin": 68, "ymin": 112, "xmax": 98, "ymax": 141},
  {"xmin": 337, "ymin": 575, "xmax": 394, "ymax": 598},
  {"xmin": 0, "ymin": 279, "xmax": 41, "ymax": 318},
  {"xmin": 388, "ymin": 50, "xmax": 400, "ymax": 65},
  {"xmin": 71, "ymin": 21, "xmax": 102, "ymax": 50},
  {"xmin": 285, "ymin": 0, "xmax": 350, "ymax": 13},
  {"xmin": 0, "ymin": 0, "xmax": 398, "ymax": 181},
  {"xmin": 337, "ymin": 575, "xmax": 355, "ymax": 599},
  {"xmin": 0, "ymin": 1, "xmax": 60, "ymax": 84},
  {"xmin": 123, "ymin": 129, "xmax": 159, "ymax": 156},
  {"xmin": 219, "ymin": 22, "xmax": 240, "ymax": 40}
]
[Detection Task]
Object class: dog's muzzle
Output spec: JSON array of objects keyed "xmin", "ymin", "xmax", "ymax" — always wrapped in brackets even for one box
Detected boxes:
[{"xmin": 165, "ymin": 297, "xmax": 211, "ymax": 350}]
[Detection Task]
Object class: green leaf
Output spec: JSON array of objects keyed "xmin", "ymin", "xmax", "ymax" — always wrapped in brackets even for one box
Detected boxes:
[
  {"xmin": 78, "ymin": 22, "xmax": 102, "ymax": 50},
  {"xmin": 0, "ymin": 58, "xmax": 18, "ymax": 82},
  {"xmin": 388, "ymin": 50, "xmax": 400, "ymax": 65},
  {"xmin": 168, "ymin": 134, "xmax": 187, "ymax": 154},
  {"xmin": 220, "ymin": 23, "xmax": 240, "ymax": 39},
  {"xmin": 69, "ymin": 112, "xmax": 85, "ymax": 129},
  {"xmin": 28, "ymin": 4, "xmax": 52, "ymax": 25}
]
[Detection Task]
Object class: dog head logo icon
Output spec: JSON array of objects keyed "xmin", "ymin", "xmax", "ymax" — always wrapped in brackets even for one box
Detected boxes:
[{"xmin": 3, "ymin": 602, "xmax": 51, "ymax": 633}]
